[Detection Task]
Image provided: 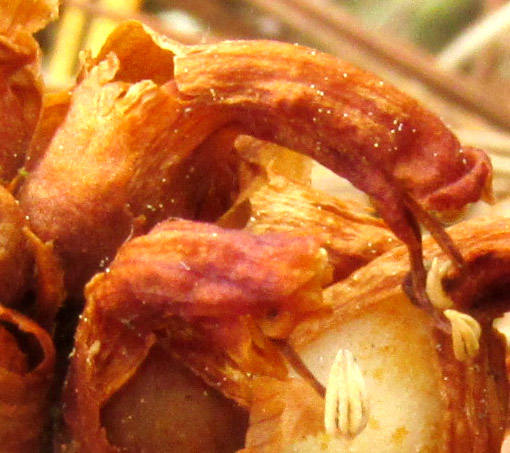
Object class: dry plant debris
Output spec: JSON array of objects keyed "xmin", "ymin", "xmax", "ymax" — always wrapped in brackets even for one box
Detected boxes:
[{"xmin": 0, "ymin": 2, "xmax": 509, "ymax": 452}]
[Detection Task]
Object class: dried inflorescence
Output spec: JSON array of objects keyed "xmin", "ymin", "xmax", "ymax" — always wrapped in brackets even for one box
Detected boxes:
[
  {"xmin": 0, "ymin": 10, "xmax": 507, "ymax": 453},
  {"xmin": 167, "ymin": 32, "xmax": 492, "ymax": 308}
]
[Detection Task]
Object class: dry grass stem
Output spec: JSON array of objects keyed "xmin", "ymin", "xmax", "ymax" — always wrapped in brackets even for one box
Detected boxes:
[
  {"xmin": 437, "ymin": 1, "xmax": 510, "ymax": 69},
  {"xmin": 247, "ymin": 0, "xmax": 510, "ymax": 130}
]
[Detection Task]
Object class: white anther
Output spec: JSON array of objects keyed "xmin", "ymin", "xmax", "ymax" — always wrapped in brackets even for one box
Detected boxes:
[{"xmin": 324, "ymin": 349, "xmax": 369, "ymax": 437}]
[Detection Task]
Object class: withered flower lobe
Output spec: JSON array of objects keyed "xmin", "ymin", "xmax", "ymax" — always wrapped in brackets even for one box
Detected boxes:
[
  {"xmin": 0, "ymin": 0, "xmax": 57, "ymax": 182},
  {"xmin": 0, "ymin": 185, "xmax": 31, "ymax": 307},
  {"xmin": 0, "ymin": 162, "xmax": 64, "ymax": 331},
  {"xmin": 169, "ymin": 36, "xmax": 492, "ymax": 305},
  {"xmin": 221, "ymin": 139, "xmax": 400, "ymax": 283},
  {"xmin": 62, "ymin": 219, "xmax": 330, "ymax": 452},
  {"xmin": 19, "ymin": 49, "xmax": 238, "ymax": 296},
  {"xmin": 0, "ymin": 304, "xmax": 55, "ymax": 453}
]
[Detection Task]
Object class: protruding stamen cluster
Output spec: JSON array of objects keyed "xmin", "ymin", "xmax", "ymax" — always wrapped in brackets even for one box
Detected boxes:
[{"xmin": 425, "ymin": 258, "xmax": 481, "ymax": 362}]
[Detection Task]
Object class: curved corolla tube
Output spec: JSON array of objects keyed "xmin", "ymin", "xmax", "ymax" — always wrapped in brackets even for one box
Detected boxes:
[{"xmin": 168, "ymin": 38, "xmax": 492, "ymax": 308}]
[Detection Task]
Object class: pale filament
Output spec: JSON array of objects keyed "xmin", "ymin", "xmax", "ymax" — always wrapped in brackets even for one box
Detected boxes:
[{"xmin": 426, "ymin": 257, "xmax": 453, "ymax": 310}]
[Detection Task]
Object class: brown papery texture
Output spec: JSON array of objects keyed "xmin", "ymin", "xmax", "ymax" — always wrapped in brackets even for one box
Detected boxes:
[
  {"xmin": 241, "ymin": 377, "xmax": 324, "ymax": 453},
  {"xmin": 19, "ymin": 37, "xmax": 238, "ymax": 296},
  {"xmin": 170, "ymin": 39, "xmax": 492, "ymax": 244},
  {"xmin": 19, "ymin": 21, "xmax": 493, "ymax": 305},
  {"xmin": 221, "ymin": 141, "xmax": 400, "ymax": 282},
  {"xmin": 0, "ymin": 183, "xmax": 65, "ymax": 330},
  {"xmin": 0, "ymin": 0, "xmax": 57, "ymax": 183},
  {"xmin": 159, "ymin": 34, "xmax": 493, "ymax": 308},
  {"xmin": 61, "ymin": 219, "xmax": 330, "ymax": 452},
  {"xmin": 0, "ymin": 185, "xmax": 32, "ymax": 307},
  {"xmin": 0, "ymin": 305, "xmax": 55, "ymax": 453},
  {"xmin": 0, "ymin": 183, "xmax": 64, "ymax": 329}
]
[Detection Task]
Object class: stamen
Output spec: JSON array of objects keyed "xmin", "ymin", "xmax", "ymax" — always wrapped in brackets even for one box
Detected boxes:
[
  {"xmin": 324, "ymin": 349, "xmax": 369, "ymax": 437},
  {"xmin": 425, "ymin": 259, "xmax": 481, "ymax": 360},
  {"xmin": 426, "ymin": 257, "xmax": 453, "ymax": 309},
  {"xmin": 492, "ymin": 312, "xmax": 510, "ymax": 347},
  {"xmin": 444, "ymin": 309, "xmax": 481, "ymax": 361}
]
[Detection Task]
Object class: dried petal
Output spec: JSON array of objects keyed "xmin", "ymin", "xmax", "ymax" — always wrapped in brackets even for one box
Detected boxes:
[
  {"xmin": 0, "ymin": 0, "xmax": 57, "ymax": 182},
  {"xmin": 243, "ymin": 377, "xmax": 324, "ymax": 453},
  {"xmin": 222, "ymin": 160, "xmax": 400, "ymax": 282},
  {"xmin": 62, "ymin": 220, "xmax": 330, "ymax": 451},
  {"xmin": 0, "ymin": 185, "xmax": 31, "ymax": 307},
  {"xmin": 21, "ymin": 21, "xmax": 493, "ymax": 307},
  {"xmin": 163, "ymin": 36, "xmax": 492, "ymax": 310},
  {"xmin": 172, "ymin": 39, "xmax": 492, "ymax": 214},
  {"xmin": 19, "ymin": 50, "xmax": 236, "ymax": 296},
  {"xmin": 0, "ymin": 305, "xmax": 55, "ymax": 453},
  {"xmin": 0, "ymin": 0, "xmax": 58, "ymax": 34},
  {"xmin": 23, "ymin": 226, "xmax": 66, "ymax": 331}
]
